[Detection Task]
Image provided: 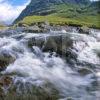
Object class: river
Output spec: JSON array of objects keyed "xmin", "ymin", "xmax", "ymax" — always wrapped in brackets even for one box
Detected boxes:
[{"xmin": 0, "ymin": 29, "xmax": 100, "ymax": 100}]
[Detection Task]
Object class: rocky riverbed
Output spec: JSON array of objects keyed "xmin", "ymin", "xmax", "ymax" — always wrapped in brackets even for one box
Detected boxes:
[{"xmin": 0, "ymin": 27, "xmax": 100, "ymax": 100}]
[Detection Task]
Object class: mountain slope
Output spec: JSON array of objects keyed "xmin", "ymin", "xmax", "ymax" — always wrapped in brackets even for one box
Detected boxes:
[
  {"xmin": 14, "ymin": 0, "xmax": 100, "ymax": 28},
  {"xmin": 14, "ymin": 0, "xmax": 90, "ymax": 22}
]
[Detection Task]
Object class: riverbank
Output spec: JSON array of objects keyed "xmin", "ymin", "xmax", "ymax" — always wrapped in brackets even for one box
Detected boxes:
[
  {"xmin": 13, "ymin": 21, "xmax": 100, "ymax": 35},
  {"xmin": 0, "ymin": 25, "xmax": 9, "ymax": 31},
  {"xmin": 16, "ymin": 15, "xmax": 100, "ymax": 29}
]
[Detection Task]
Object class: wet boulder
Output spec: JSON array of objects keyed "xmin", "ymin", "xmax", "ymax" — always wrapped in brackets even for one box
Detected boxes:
[
  {"xmin": 77, "ymin": 68, "xmax": 93, "ymax": 76},
  {"xmin": 28, "ymin": 37, "xmax": 45, "ymax": 48},
  {"xmin": 0, "ymin": 49, "xmax": 16, "ymax": 71},
  {"xmin": 3, "ymin": 80, "xmax": 59, "ymax": 100},
  {"xmin": 27, "ymin": 35, "xmax": 73, "ymax": 57},
  {"xmin": 0, "ymin": 76, "xmax": 12, "ymax": 87},
  {"xmin": 93, "ymin": 48, "xmax": 100, "ymax": 58},
  {"xmin": 28, "ymin": 35, "xmax": 73, "ymax": 54},
  {"xmin": 0, "ymin": 76, "xmax": 12, "ymax": 99},
  {"xmin": 17, "ymin": 23, "xmax": 28, "ymax": 27},
  {"xmin": 65, "ymin": 49, "xmax": 77, "ymax": 64},
  {"xmin": 78, "ymin": 26, "xmax": 90, "ymax": 35},
  {"xmin": 42, "ymin": 37, "xmax": 58, "ymax": 52},
  {"xmin": 0, "ymin": 29, "xmax": 18, "ymax": 37},
  {"xmin": 24, "ymin": 25, "xmax": 42, "ymax": 33},
  {"xmin": 42, "ymin": 35, "xmax": 73, "ymax": 55},
  {"xmin": 38, "ymin": 21, "xmax": 50, "ymax": 32}
]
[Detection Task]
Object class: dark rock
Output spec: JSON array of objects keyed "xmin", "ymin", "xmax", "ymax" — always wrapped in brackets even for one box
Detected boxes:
[
  {"xmin": 67, "ymin": 97, "xmax": 73, "ymax": 100},
  {"xmin": 43, "ymin": 35, "xmax": 73, "ymax": 55},
  {"xmin": 23, "ymin": 21, "xmax": 50, "ymax": 33},
  {"xmin": 77, "ymin": 68, "xmax": 93, "ymax": 76},
  {"xmin": 43, "ymin": 37, "xmax": 58, "ymax": 52},
  {"xmin": 0, "ymin": 76, "xmax": 12, "ymax": 87},
  {"xmin": 94, "ymin": 49, "xmax": 100, "ymax": 58},
  {"xmin": 3, "ymin": 80, "xmax": 59, "ymax": 100},
  {"xmin": 0, "ymin": 50, "xmax": 16, "ymax": 71},
  {"xmin": 38, "ymin": 21, "xmax": 50, "ymax": 32},
  {"xmin": 24, "ymin": 25, "xmax": 42, "ymax": 33},
  {"xmin": 17, "ymin": 23, "xmax": 28, "ymax": 27},
  {"xmin": 0, "ymin": 29, "xmax": 20, "ymax": 37},
  {"xmin": 28, "ymin": 37, "xmax": 45, "ymax": 48},
  {"xmin": 65, "ymin": 49, "xmax": 77, "ymax": 64},
  {"xmin": 27, "ymin": 35, "xmax": 73, "ymax": 57},
  {"xmin": 78, "ymin": 26, "xmax": 90, "ymax": 34},
  {"xmin": 0, "ymin": 60, "xmax": 8, "ymax": 71},
  {"xmin": 0, "ymin": 76, "xmax": 12, "ymax": 99}
]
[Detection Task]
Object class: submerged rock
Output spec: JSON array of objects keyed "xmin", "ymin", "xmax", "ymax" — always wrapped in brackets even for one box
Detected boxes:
[
  {"xmin": 2, "ymin": 80, "xmax": 59, "ymax": 100},
  {"xmin": 77, "ymin": 68, "xmax": 93, "ymax": 76},
  {"xmin": 0, "ymin": 29, "xmax": 19, "ymax": 37},
  {"xmin": 0, "ymin": 76, "xmax": 12, "ymax": 99},
  {"xmin": 0, "ymin": 50, "xmax": 16, "ymax": 71},
  {"xmin": 67, "ymin": 97, "xmax": 73, "ymax": 100},
  {"xmin": 0, "ymin": 76, "xmax": 12, "ymax": 87}
]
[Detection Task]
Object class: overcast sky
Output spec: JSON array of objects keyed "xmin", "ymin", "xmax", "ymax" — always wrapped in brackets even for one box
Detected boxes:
[{"xmin": 0, "ymin": 0, "xmax": 99, "ymax": 24}]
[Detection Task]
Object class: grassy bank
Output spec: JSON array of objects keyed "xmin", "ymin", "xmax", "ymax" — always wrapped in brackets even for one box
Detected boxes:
[
  {"xmin": 18, "ymin": 15, "xmax": 100, "ymax": 28},
  {"xmin": 0, "ymin": 25, "xmax": 5, "ymax": 30},
  {"xmin": 0, "ymin": 25, "xmax": 8, "ymax": 30}
]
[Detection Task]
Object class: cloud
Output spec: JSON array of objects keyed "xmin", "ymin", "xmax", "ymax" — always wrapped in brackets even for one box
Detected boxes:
[
  {"xmin": 0, "ymin": 0, "xmax": 30, "ymax": 24},
  {"xmin": 91, "ymin": 0, "xmax": 99, "ymax": 1}
]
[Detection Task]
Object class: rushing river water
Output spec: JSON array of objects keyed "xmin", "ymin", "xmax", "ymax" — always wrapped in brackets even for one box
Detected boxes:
[{"xmin": 0, "ymin": 29, "xmax": 100, "ymax": 100}]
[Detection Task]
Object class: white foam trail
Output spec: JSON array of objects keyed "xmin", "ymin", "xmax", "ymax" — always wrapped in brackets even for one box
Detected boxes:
[
  {"xmin": 2, "ymin": 47, "xmax": 94, "ymax": 97},
  {"xmin": 0, "ymin": 29, "xmax": 100, "ymax": 99}
]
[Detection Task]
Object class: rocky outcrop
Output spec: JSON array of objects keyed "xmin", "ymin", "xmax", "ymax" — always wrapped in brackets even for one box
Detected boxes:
[
  {"xmin": 27, "ymin": 34, "xmax": 73, "ymax": 56},
  {"xmin": 17, "ymin": 21, "xmax": 50, "ymax": 33},
  {"xmin": 24, "ymin": 25, "xmax": 42, "ymax": 33},
  {"xmin": 43, "ymin": 36, "xmax": 73, "ymax": 55}
]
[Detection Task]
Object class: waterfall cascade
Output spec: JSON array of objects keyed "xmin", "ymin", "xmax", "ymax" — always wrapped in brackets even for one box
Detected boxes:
[{"xmin": 0, "ymin": 29, "xmax": 100, "ymax": 100}]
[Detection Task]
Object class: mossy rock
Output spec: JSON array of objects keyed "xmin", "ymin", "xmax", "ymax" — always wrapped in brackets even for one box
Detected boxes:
[
  {"xmin": 3, "ymin": 81, "xmax": 60, "ymax": 100},
  {"xmin": 79, "ymin": 26, "xmax": 90, "ymax": 34}
]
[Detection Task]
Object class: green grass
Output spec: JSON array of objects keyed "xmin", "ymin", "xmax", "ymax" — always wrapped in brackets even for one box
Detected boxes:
[
  {"xmin": 18, "ymin": 14, "xmax": 100, "ymax": 28},
  {"xmin": 0, "ymin": 25, "xmax": 5, "ymax": 29},
  {"xmin": 0, "ymin": 25, "xmax": 8, "ymax": 30}
]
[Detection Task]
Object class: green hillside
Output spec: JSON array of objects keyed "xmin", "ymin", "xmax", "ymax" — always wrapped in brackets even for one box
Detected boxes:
[{"xmin": 15, "ymin": 0, "xmax": 100, "ymax": 28}]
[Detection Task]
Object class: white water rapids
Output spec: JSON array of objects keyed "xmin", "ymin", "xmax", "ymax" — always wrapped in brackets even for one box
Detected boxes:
[{"xmin": 0, "ymin": 30, "xmax": 100, "ymax": 100}]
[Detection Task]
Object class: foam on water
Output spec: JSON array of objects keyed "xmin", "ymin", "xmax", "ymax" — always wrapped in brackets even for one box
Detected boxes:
[
  {"xmin": 3, "ymin": 49, "xmax": 94, "ymax": 98},
  {"xmin": 0, "ymin": 29, "xmax": 100, "ymax": 99}
]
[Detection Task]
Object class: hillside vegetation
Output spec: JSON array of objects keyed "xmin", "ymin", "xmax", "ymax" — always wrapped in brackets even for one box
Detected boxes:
[
  {"xmin": 0, "ymin": 25, "xmax": 7, "ymax": 30},
  {"xmin": 15, "ymin": 0, "xmax": 100, "ymax": 28},
  {"xmin": 19, "ymin": 14, "xmax": 100, "ymax": 28}
]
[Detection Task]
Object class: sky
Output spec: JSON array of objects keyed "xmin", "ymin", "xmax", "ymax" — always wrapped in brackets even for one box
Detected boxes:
[
  {"xmin": 0, "ymin": 0, "xmax": 30, "ymax": 24},
  {"xmin": 0, "ymin": 0, "xmax": 99, "ymax": 25}
]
